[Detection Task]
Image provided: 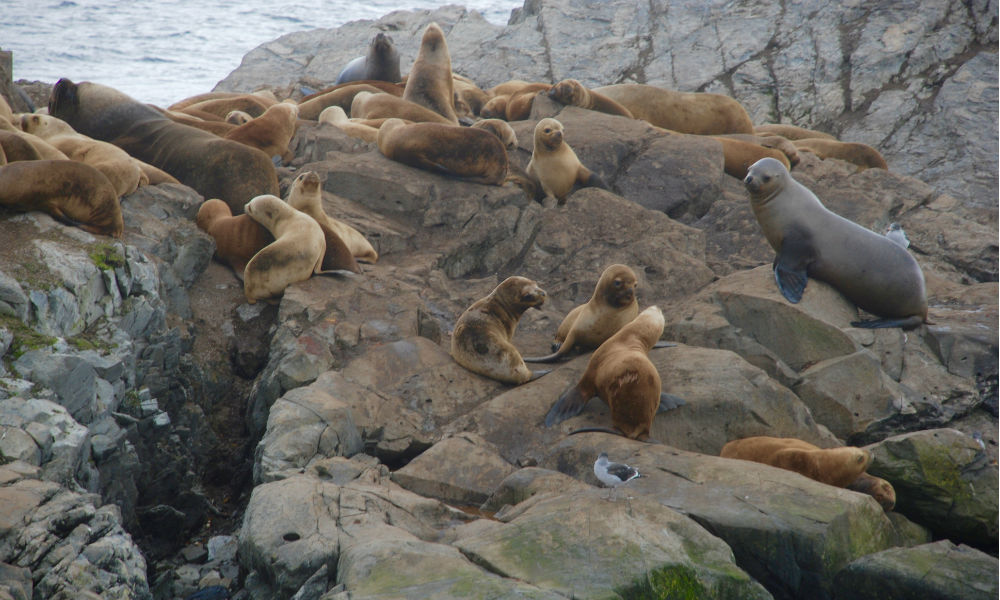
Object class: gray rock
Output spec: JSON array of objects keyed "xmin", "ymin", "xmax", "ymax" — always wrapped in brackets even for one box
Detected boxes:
[
  {"xmin": 0, "ymin": 271, "xmax": 28, "ymax": 322},
  {"xmin": 391, "ymin": 433, "xmax": 515, "ymax": 505}
]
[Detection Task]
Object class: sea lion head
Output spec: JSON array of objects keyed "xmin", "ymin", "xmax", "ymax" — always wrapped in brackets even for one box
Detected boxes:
[
  {"xmin": 596, "ymin": 264, "xmax": 638, "ymax": 308},
  {"xmin": 743, "ymin": 157, "xmax": 788, "ymax": 202},
  {"xmin": 244, "ymin": 194, "xmax": 291, "ymax": 229},
  {"xmin": 495, "ymin": 276, "xmax": 547, "ymax": 315},
  {"xmin": 420, "ymin": 22, "xmax": 447, "ymax": 55},
  {"xmin": 628, "ymin": 305, "xmax": 666, "ymax": 347},
  {"xmin": 287, "ymin": 171, "xmax": 322, "ymax": 212},
  {"xmin": 534, "ymin": 118, "xmax": 564, "ymax": 151},
  {"xmin": 547, "ymin": 79, "xmax": 586, "ymax": 105},
  {"xmin": 480, "ymin": 96, "xmax": 508, "ymax": 120},
  {"xmin": 195, "ymin": 198, "xmax": 233, "ymax": 232},
  {"xmin": 49, "ymin": 78, "xmax": 80, "ymax": 117},
  {"xmin": 470, "ymin": 118, "xmax": 517, "ymax": 150},
  {"xmin": 371, "ymin": 32, "xmax": 395, "ymax": 54},
  {"xmin": 225, "ymin": 110, "xmax": 253, "ymax": 125}
]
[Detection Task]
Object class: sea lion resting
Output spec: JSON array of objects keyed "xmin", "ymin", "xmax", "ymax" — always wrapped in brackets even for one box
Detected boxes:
[
  {"xmin": 720, "ymin": 436, "xmax": 873, "ymax": 488},
  {"xmin": 376, "ymin": 118, "xmax": 509, "ymax": 186}
]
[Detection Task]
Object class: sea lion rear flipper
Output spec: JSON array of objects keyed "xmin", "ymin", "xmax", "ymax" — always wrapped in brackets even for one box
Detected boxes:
[
  {"xmin": 773, "ymin": 232, "xmax": 814, "ymax": 303},
  {"xmin": 544, "ymin": 384, "xmax": 591, "ymax": 427},
  {"xmin": 850, "ymin": 315, "xmax": 925, "ymax": 330},
  {"xmin": 529, "ymin": 369, "xmax": 551, "ymax": 381},
  {"xmin": 658, "ymin": 392, "xmax": 686, "ymax": 413}
]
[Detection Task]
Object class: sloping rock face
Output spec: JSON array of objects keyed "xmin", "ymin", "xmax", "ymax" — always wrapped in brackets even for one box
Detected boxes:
[{"xmin": 216, "ymin": 0, "xmax": 998, "ymax": 213}]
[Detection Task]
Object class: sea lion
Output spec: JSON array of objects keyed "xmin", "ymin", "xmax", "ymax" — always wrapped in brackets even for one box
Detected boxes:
[
  {"xmin": 710, "ymin": 135, "xmax": 791, "ymax": 179},
  {"xmin": 526, "ymin": 118, "xmax": 608, "ymax": 205},
  {"xmin": 350, "ymin": 91, "xmax": 454, "ymax": 124},
  {"xmin": 716, "ymin": 132, "xmax": 800, "ymax": 167},
  {"xmin": 547, "ymin": 79, "xmax": 634, "ymax": 118},
  {"xmin": 0, "ymin": 159, "xmax": 123, "ymax": 237},
  {"xmin": 178, "ymin": 94, "xmax": 273, "ymax": 119},
  {"xmin": 470, "ymin": 118, "xmax": 517, "ymax": 150},
  {"xmin": 49, "ymin": 79, "xmax": 279, "ymax": 214},
  {"xmin": 377, "ymin": 118, "xmax": 509, "ymax": 185},
  {"xmin": 300, "ymin": 80, "xmax": 404, "ymax": 103},
  {"xmin": 450, "ymin": 276, "xmax": 548, "ymax": 385},
  {"xmin": 719, "ymin": 436, "xmax": 872, "ymax": 488},
  {"xmin": 297, "ymin": 83, "xmax": 382, "ymax": 120},
  {"xmin": 594, "ymin": 83, "xmax": 754, "ymax": 135},
  {"xmin": 487, "ymin": 80, "xmax": 551, "ymax": 97},
  {"xmin": 168, "ymin": 91, "xmax": 276, "ymax": 112},
  {"xmin": 743, "ymin": 157, "xmax": 927, "ymax": 328},
  {"xmin": 223, "ymin": 101, "xmax": 299, "ymax": 163},
  {"xmin": 847, "ymin": 472, "xmax": 897, "ymax": 511},
  {"xmin": 544, "ymin": 306, "xmax": 682, "ymax": 440},
  {"xmin": 0, "ymin": 130, "xmax": 43, "ymax": 162},
  {"xmin": 792, "ymin": 138, "xmax": 888, "ymax": 170},
  {"xmin": 0, "ymin": 128, "xmax": 69, "ymax": 161},
  {"xmin": 285, "ymin": 170, "xmax": 378, "ymax": 264},
  {"xmin": 504, "ymin": 88, "xmax": 549, "ymax": 121},
  {"xmin": 196, "ymin": 198, "xmax": 274, "ymax": 279},
  {"xmin": 157, "ymin": 107, "xmax": 237, "ymax": 136},
  {"xmin": 318, "ymin": 106, "xmax": 379, "ymax": 143},
  {"xmin": 242, "ymin": 194, "xmax": 326, "ymax": 304},
  {"xmin": 0, "ymin": 94, "xmax": 14, "ymax": 125},
  {"xmin": 452, "ymin": 74, "xmax": 490, "ymax": 116},
  {"xmin": 20, "ymin": 113, "xmax": 144, "ymax": 197},
  {"xmin": 479, "ymin": 95, "xmax": 509, "ymax": 120},
  {"xmin": 525, "ymin": 264, "xmax": 639, "ymax": 363},
  {"xmin": 225, "ymin": 110, "xmax": 253, "ymax": 125},
  {"xmin": 754, "ymin": 123, "xmax": 836, "ymax": 141},
  {"xmin": 401, "ymin": 22, "xmax": 458, "ymax": 123},
  {"xmin": 335, "ymin": 32, "xmax": 402, "ymax": 85}
]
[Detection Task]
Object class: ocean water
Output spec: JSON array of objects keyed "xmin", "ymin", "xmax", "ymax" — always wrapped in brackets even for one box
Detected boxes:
[{"xmin": 2, "ymin": 0, "xmax": 522, "ymax": 107}]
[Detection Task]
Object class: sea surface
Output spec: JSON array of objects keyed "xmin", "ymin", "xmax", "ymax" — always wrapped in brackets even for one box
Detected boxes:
[{"xmin": 2, "ymin": 0, "xmax": 522, "ymax": 107}]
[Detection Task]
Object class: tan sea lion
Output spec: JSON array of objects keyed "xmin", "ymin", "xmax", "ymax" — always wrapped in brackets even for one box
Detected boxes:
[
  {"xmin": 594, "ymin": 83, "xmax": 753, "ymax": 134},
  {"xmin": 0, "ymin": 159, "xmax": 123, "ymax": 237},
  {"xmin": 450, "ymin": 276, "xmax": 548, "ymax": 385},
  {"xmin": 242, "ymin": 194, "xmax": 326, "ymax": 303},
  {"xmin": 223, "ymin": 102, "xmax": 299, "ymax": 163},
  {"xmin": 300, "ymin": 80, "xmax": 404, "ymax": 103},
  {"xmin": 49, "ymin": 79, "xmax": 279, "ymax": 214},
  {"xmin": 168, "ymin": 91, "xmax": 275, "ymax": 112},
  {"xmin": 1, "ymin": 128, "xmax": 69, "ymax": 161},
  {"xmin": 479, "ymin": 95, "xmax": 509, "ymax": 120},
  {"xmin": 335, "ymin": 32, "xmax": 401, "ymax": 85},
  {"xmin": 470, "ymin": 118, "xmax": 517, "ymax": 150},
  {"xmin": 504, "ymin": 88, "xmax": 549, "ymax": 121},
  {"xmin": 526, "ymin": 118, "xmax": 608, "ymax": 205},
  {"xmin": 544, "ymin": 306, "xmax": 683, "ymax": 440},
  {"xmin": 719, "ymin": 436, "xmax": 872, "ymax": 488},
  {"xmin": 401, "ymin": 22, "xmax": 458, "ymax": 123},
  {"xmin": 743, "ymin": 157, "xmax": 927, "ymax": 328},
  {"xmin": 0, "ymin": 130, "xmax": 43, "ymax": 162},
  {"xmin": 0, "ymin": 94, "xmax": 14, "ymax": 124},
  {"xmin": 350, "ymin": 91, "xmax": 454, "ymax": 124},
  {"xmin": 179, "ymin": 94, "xmax": 273, "ymax": 119},
  {"xmin": 297, "ymin": 83, "xmax": 382, "ymax": 120},
  {"xmin": 20, "ymin": 113, "xmax": 144, "ymax": 197},
  {"xmin": 318, "ymin": 106, "xmax": 379, "ymax": 143},
  {"xmin": 710, "ymin": 135, "xmax": 791, "ymax": 179},
  {"xmin": 285, "ymin": 170, "xmax": 378, "ymax": 264},
  {"xmin": 487, "ymin": 80, "xmax": 551, "ymax": 97},
  {"xmin": 225, "ymin": 110, "xmax": 253, "ymax": 125},
  {"xmin": 754, "ymin": 123, "xmax": 836, "ymax": 141},
  {"xmin": 452, "ymin": 74, "xmax": 490, "ymax": 116},
  {"xmin": 847, "ymin": 472, "xmax": 896, "ymax": 511},
  {"xmin": 525, "ymin": 264, "xmax": 639, "ymax": 363},
  {"xmin": 716, "ymin": 132, "xmax": 800, "ymax": 167},
  {"xmin": 377, "ymin": 118, "xmax": 509, "ymax": 185},
  {"xmin": 157, "ymin": 107, "xmax": 237, "ymax": 135},
  {"xmin": 547, "ymin": 79, "xmax": 634, "ymax": 118},
  {"xmin": 792, "ymin": 138, "xmax": 888, "ymax": 170}
]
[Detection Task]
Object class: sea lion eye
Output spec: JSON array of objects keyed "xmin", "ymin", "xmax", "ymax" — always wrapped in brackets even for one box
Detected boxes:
[
  {"xmin": 544, "ymin": 128, "xmax": 551, "ymax": 133},
  {"xmin": 613, "ymin": 280, "xmax": 622, "ymax": 288},
  {"xmin": 762, "ymin": 175, "xmax": 771, "ymax": 182}
]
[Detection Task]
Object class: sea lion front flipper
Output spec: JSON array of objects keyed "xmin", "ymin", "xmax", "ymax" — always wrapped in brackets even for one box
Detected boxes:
[
  {"xmin": 850, "ymin": 315, "xmax": 925, "ymax": 330},
  {"xmin": 773, "ymin": 231, "xmax": 814, "ymax": 303},
  {"xmin": 529, "ymin": 369, "xmax": 551, "ymax": 381},
  {"xmin": 658, "ymin": 392, "xmax": 686, "ymax": 413},
  {"xmin": 544, "ymin": 384, "xmax": 591, "ymax": 427},
  {"xmin": 578, "ymin": 167, "xmax": 609, "ymax": 191}
]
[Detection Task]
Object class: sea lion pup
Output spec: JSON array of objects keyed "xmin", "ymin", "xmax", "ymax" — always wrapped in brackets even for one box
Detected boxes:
[
  {"xmin": 297, "ymin": 83, "xmax": 382, "ymax": 120},
  {"xmin": 318, "ymin": 106, "xmax": 379, "ymax": 143},
  {"xmin": 225, "ymin": 110, "xmax": 253, "ymax": 125},
  {"xmin": 547, "ymin": 79, "xmax": 634, "ymax": 118},
  {"xmin": 242, "ymin": 194, "xmax": 326, "ymax": 304},
  {"xmin": 527, "ymin": 118, "xmax": 608, "ymax": 205},
  {"xmin": 452, "ymin": 74, "xmax": 490, "ymax": 116},
  {"xmin": 402, "ymin": 22, "xmax": 459, "ymax": 124},
  {"xmin": 49, "ymin": 79, "xmax": 279, "ymax": 214},
  {"xmin": 847, "ymin": 472, "xmax": 896, "ymax": 511},
  {"xmin": 285, "ymin": 170, "xmax": 378, "ymax": 264},
  {"xmin": 20, "ymin": 113, "xmax": 144, "ymax": 197},
  {"xmin": 336, "ymin": 32, "xmax": 402, "ymax": 85},
  {"xmin": 719, "ymin": 436, "xmax": 872, "ymax": 488},
  {"xmin": 223, "ymin": 102, "xmax": 299, "ymax": 163},
  {"xmin": 524, "ymin": 264, "xmax": 639, "ymax": 363},
  {"xmin": 544, "ymin": 306, "xmax": 684, "ymax": 440},
  {"xmin": 470, "ymin": 118, "xmax": 517, "ymax": 150},
  {"xmin": 792, "ymin": 138, "xmax": 889, "ymax": 171},
  {"xmin": 450, "ymin": 276, "xmax": 549, "ymax": 385},
  {"xmin": 743, "ymin": 157, "xmax": 928, "ymax": 329},
  {"xmin": 754, "ymin": 123, "xmax": 836, "ymax": 141},
  {"xmin": 0, "ymin": 160, "xmax": 123, "ymax": 237},
  {"xmin": 377, "ymin": 118, "xmax": 509, "ymax": 186},
  {"xmin": 479, "ymin": 95, "xmax": 509, "ymax": 120},
  {"xmin": 593, "ymin": 83, "xmax": 754, "ymax": 135},
  {"xmin": 350, "ymin": 91, "xmax": 454, "ymax": 125}
]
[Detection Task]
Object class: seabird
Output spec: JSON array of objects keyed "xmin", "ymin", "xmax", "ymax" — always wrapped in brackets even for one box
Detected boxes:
[
  {"xmin": 593, "ymin": 452, "xmax": 641, "ymax": 500},
  {"xmin": 885, "ymin": 222, "xmax": 910, "ymax": 249}
]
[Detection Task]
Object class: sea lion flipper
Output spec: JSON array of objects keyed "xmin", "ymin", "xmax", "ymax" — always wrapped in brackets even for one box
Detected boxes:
[
  {"xmin": 773, "ymin": 233, "xmax": 813, "ymax": 303},
  {"xmin": 652, "ymin": 341, "xmax": 676, "ymax": 349},
  {"xmin": 529, "ymin": 369, "xmax": 551, "ymax": 381},
  {"xmin": 850, "ymin": 315, "xmax": 924, "ymax": 330},
  {"xmin": 579, "ymin": 168, "xmax": 609, "ymax": 191},
  {"xmin": 658, "ymin": 392, "xmax": 686, "ymax": 413},
  {"xmin": 544, "ymin": 384, "xmax": 591, "ymax": 427}
]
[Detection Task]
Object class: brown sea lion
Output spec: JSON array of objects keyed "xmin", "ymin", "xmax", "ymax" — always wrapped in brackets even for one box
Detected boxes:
[
  {"xmin": 526, "ymin": 118, "xmax": 608, "ymax": 204},
  {"xmin": 452, "ymin": 74, "xmax": 490, "ymax": 116},
  {"xmin": 716, "ymin": 132, "xmax": 800, "ymax": 167},
  {"xmin": 350, "ymin": 91, "xmax": 454, "ymax": 124},
  {"xmin": 479, "ymin": 95, "xmax": 509, "ymax": 120},
  {"xmin": 525, "ymin": 264, "xmax": 639, "ymax": 363},
  {"xmin": 544, "ymin": 306, "xmax": 682, "ymax": 440},
  {"xmin": 719, "ymin": 436, "xmax": 872, "ymax": 488},
  {"xmin": 377, "ymin": 118, "xmax": 509, "ymax": 185},
  {"xmin": 242, "ymin": 194, "xmax": 326, "ymax": 304},
  {"xmin": 196, "ymin": 198, "xmax": 274, "ymax": 279},
  {"xmin": 847, "ymin": 472, "xmax": 897, "ymax": 511},
  {"xmin": 0, "ymin": 130, "xmax": 43, "ymax": 162},
  {"xmin": 547, "ymin": 79, "xmax": 634, "ymax": 118},
  {"xmin": 300, "ymin": 80, "xmax": 404, "ymax": 103},
  {"xmin": 754, "ymin": 123, "xmax": 837, "ymax": 141},
  {"xmin": 792, "ymin": 138, "xmax": 889, "ymax": 170},
  {"xmin": 157, "ymin": 107, "xmax": 237, "ymax": 135},
  {"xmin": 470, "ymin": 118, "xmax": 517, "ymax": 150},
  {"xmin": 225, "ymin": 110, "xmax": 253, "ymax": 125},
  {"xmin": 710, "ymin": 135, "xmax": 791, "ymax": 179},
  {"xmin": 297, "ymin": 84, "xmax": 382, "ymax": 120},
  {"xmin": 401, "ymin": 22, "xmax": 458, "ymax": 123},
  {"xmin": 335, "ymin": 32, "xmax": 402, "ymax": 85},
  {"xmin": 487, "ymin": 80, "xmax": 551, "ymax": 97},
  {"xmin": 450, "ymin": 276, "xmax": 548, "ymax": 385},
  {"xmin": 285, "ymin": 170, "xmax": 377, "ymax": 264},
  {"xmin": 743, "ymin": 157, "xmax": 927, "ymax": 328},
  {"xmin": 168, "ymin": 91, "xmax": 276, "ymax": 112},
  {"xmin": 594, "ymin": 83, "xmax": 754, "ymax": 135},
  {"xmin": 179, "ymin": 94, "xmax": 273, "ymax": 119},
  {"xmin": 0, "ymin": 159, "xmax": 123, "ymax": 237},
  {"xmin": 223, "ymin": 102, "xmax": 299, "ymax": 162},
  {"xmin": 49, "ymin": 79, "xmax": 279, "ymax": 214}
]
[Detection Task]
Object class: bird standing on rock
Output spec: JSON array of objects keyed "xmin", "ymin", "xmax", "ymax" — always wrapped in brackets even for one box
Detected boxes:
[{"xmin": 593, "ymin": 452, "xmax": 641, "ymax": 500}]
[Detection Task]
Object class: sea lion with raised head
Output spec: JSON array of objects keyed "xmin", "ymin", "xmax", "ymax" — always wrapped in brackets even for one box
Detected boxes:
[
  {"xmin": 242, "ymin": 194, "xmax": 326, "ymax": 303},
  {"xmin": 743, "ymin": 157, "xmax": 927, "ymax": 329},
  {"xmin": 401, "ymin": 22, "xmax": 458, "ymax": 123},
  {"xmin": 285, "ymin": 170, "xmax": 377, "ymax": 264},
  {"xmin": 335, "ymin": 32, "xmax": 402, "ymax": 85},
  {"xmin": 527, "ymin": 118, "xmax": 608, "ymax": 205}
]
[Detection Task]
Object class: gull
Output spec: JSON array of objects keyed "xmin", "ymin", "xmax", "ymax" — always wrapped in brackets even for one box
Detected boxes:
[{"xmin": 593, "ymin": 452, "xmax": 641, "ymax": 500}]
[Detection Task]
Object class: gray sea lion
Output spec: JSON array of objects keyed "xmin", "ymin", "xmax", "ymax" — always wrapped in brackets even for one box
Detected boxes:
[
  {"xmin": 743, "ymin": 157, "xmax": 928, "ymax": 329},
  {"xmin": 335, "ymin": 32, "xmax": 402, "ymax": 85}
]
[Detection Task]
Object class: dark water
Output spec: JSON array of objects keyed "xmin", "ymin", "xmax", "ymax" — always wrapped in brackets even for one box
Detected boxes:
[{"xmin": 2, "ymin": 0, "xmax": 521, "ymax": 106}]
